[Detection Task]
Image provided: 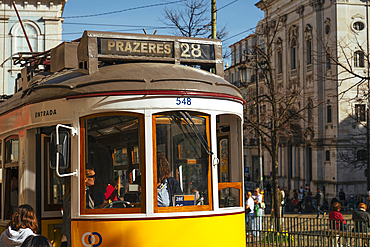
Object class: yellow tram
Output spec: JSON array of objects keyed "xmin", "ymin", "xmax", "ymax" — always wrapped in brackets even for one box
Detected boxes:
[{"xmin": 0, "ymin": 31, "xmax": 245, "ymax": 247}]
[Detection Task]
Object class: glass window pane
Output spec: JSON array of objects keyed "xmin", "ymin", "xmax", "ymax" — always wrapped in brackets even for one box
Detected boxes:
[
  {"xmin": 217, "ymin": 114, "xmax": 242, "ymax": 208},
  {"xmin": 45, "ymin": 137, "xmax": 67, "ymax": 209},
  {"xmin": 5, "ymin": 138, "xmax": 19, "ymax": 163},
  {"xmin": 155, "ymin": 112, "xmax": 210, "ymax": 208},
  {"xmin": 16, "ymin": 24, "xmax": 38, "ymax": 52},
  {"xmin": 4, "ymin": 167, "xmax": 18, "ymax": 220},
  {"xmin": 84, "ymin": 114, "xmax": 142, "ymax": 210},
  {"xmin": 219, "ymin": 138, "xmax": 229, "ymax": 182},
  {"xmin": 219, "ymin": 188, "xmax": 241, "ymax": 207}
]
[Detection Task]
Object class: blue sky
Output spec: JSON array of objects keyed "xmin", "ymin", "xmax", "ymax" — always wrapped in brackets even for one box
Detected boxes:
[{"xmin": 62, "ymin": 0, "xmax": 263, "ymax": 64}]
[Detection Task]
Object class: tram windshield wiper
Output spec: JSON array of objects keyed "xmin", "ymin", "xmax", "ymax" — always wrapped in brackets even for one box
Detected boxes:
[{"xmin": 178, "ymin": 111, "xmax": 213, "ymax": 156}]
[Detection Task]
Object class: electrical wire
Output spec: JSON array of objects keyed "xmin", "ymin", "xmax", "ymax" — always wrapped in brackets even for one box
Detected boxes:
[
  {"xmin": 216, "ymin": 0, "xmax": 239, "ymax": 12},
  {"xmin": 63, "ymin": 22, "xmax": 174, "ymax": 28},
  {"xmin": 63, "ymin": 0, "xmax": 186, "ymax": 19}
]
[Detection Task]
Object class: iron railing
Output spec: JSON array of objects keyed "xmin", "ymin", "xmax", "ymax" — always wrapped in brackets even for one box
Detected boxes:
[{"xmin": 246, "ymin": 215, "xmax": 370, "ymax": 246}]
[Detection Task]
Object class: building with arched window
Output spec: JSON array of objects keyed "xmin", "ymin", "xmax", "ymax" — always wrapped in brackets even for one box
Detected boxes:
[
  {"xmin": 0, "ymin": 1, "xmax": 66, "ymax": 95},
  {"xmin": 226, "ymin": 0, "xmax": 370, "ymax": 198}
]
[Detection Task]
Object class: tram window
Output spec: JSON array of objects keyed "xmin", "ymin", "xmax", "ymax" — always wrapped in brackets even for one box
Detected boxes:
[
  {"xmin": 44, "ymin": 137, "xmax": 69, "ymax": 211},
  {"xmin": 154, "ymin": 111, "xmax": 212, "ymax": 212},
  {"xmin": 217, "ymin": 114, "xmax": 243, "ymax": 208},
  {"xmin": 81, "ymin": 113, "xmax": 144, "ymax": 213},
  {"xmin": 4, "ymin": 167, "xmax": 18, "ymax": 220},
  {"xmin": 5, "ymin": 138, "xmax": 19, "ymax": 164},
  {"xmin": 4, "ymin": 137, "xmax": 19, "ymax": 219}
]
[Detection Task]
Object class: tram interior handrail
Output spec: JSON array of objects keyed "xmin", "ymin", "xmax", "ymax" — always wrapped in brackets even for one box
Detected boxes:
[{"xmin": 56, "ymin": 124, "xmax": 78, "ymax": 177}]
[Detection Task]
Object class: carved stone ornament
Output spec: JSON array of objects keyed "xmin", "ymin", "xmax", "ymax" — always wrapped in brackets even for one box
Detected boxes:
[
  {"xmin": 351, "ymin": 14, "xmax": 364, "ymax": 20},
  {"xmin": 289, "ymin": 25, "xmax": 299, "ymax": 42},
  {"xmin": 296, "ymin": 5, "xmax": 305, "ymax": 16},
  {"xmin": 305, "ymin": 24, "xmax": 313, "ymax": 40},
  {"xmin": 276, "ymin": 37, "xmax": 283, "ymax": 52},
  {"xmin": 280, "ymin": 14, "xmax": 287, "ymax": 25}
]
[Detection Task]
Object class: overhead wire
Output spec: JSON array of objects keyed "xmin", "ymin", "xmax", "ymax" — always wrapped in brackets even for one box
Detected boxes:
[
  {"xmin": 216, "ymin": 0, "xmax": 239, "ymax": 12},
  {"xmin": 62, "ymin": 0, "xmax": 187, "ymax": 19},
  {"xmin": 61, "ymin": 0, "xmax": 254, "ymax": 44}
]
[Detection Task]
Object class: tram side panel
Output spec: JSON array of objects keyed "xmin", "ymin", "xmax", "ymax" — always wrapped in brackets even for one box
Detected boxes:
[{"xmin": 72, "ymin": 213, "xmax": 246, "ymax": 247}]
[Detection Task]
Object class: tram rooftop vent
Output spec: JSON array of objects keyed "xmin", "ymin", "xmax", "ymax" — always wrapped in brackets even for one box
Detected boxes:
[
  {"xmin": 50, "ymin": 42, "xmax": 79, "ymax": 73},
  {"xmin": 77, "ymin": 31, "xmax": 224, "ymax": 77}
]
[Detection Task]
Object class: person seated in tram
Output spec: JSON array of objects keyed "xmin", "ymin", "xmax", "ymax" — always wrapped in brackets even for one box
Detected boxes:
[
  {"xmin": 157, "ymin": 152, "xmax": 182, "ymax": 207},
  {"xmin": 102, "ymin": 177, "xmax": 120, "ymax": 205},
  {"xmin": 85, "ymin": 168, "xmax": 96, "ymax": 209},
  {"xmin": 87, "ymin": 135, "xmax": 114, "ymax": 208}
]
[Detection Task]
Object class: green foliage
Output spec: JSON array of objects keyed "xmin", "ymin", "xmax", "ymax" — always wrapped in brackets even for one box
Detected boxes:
[{"xmin": 263, "ymin": 229, "xmax": 294, "ymax": 244}]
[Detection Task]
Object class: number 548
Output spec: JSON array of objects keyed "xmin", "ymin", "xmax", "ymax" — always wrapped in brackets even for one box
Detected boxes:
[{"xmin": 176, "ymin": 97, "xmax": 191, "ymax": 105}]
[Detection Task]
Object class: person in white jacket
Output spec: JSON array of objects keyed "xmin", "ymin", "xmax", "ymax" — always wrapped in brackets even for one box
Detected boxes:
[{"xmin": 0, "ymin": 204, "xmax": 38, "ymax": 247}]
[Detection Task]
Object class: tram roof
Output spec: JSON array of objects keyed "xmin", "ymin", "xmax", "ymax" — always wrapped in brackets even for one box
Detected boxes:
[{"xmin": 0, "ymin": 62, "xmax": 243, "ymax": 116}]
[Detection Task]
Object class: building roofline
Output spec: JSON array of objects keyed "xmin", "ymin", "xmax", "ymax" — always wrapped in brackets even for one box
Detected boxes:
[{"xmin": 229, "ymin": 34, "xmax": 255, "ymax": 48}]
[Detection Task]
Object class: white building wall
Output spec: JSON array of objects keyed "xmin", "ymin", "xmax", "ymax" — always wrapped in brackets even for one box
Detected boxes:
[{"xmin": 0, "ymin": 1, "xmax": 65, "ymax": 95}]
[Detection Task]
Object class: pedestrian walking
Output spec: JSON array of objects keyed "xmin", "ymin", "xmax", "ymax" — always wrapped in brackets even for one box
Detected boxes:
[
  {"xmin": 279, "ymin": 187, "xmax": 285, "ymax": 216},
  {"xmin": 253, "ymin": 188, "xmax": 264, "ymax": 237},
  {"xmin": 356, "ymin": 194, "xmax": 363, "ymax": 210},
  {"xmin": 339, "ymin": 189, "xmax": 346, "ymax": 210},
  {"xmin": 315, "ymin": 188, "xmax": 326, "ymax": 218},
  {"xmin": 347, "ymin": 195, "xmax": 356, "ymax": 211},
  {"xmin": 245, "ymin": 191, "xmax": 254, "ymax": 236},
  {"xmin": 265, "ymin": 183, "xmax": 271, "ymax": 198}
]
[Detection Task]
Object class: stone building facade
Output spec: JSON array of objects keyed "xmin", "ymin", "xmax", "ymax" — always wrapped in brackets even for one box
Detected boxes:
[
  {"xmin": 226, "ymin": 0, "xmax": 370, "ymax": 198},
  {"xmin": 0, "ymin": 0, "xmax": 66, "ymax": 95}
]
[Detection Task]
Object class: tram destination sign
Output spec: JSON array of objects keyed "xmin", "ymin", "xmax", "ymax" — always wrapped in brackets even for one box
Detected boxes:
[
  {"xmin": 98, "ymin": 38, "xmax": 215, "ymax": 61},
  {"xmin": 99, "ymin": 38, "xmax": 173, "ymax": 58}
]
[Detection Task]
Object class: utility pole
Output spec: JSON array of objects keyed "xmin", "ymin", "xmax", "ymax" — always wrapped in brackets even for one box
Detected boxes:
[{"xmin": 211, "ymin": 0, "xmax": 216, "ymax": 39}]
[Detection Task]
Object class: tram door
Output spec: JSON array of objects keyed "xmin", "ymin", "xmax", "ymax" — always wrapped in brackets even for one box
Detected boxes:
[
  {"xmin": 42, "ymin": 135, "xmax": 69, "ymax": 247},
  {"xmin": 216, "ymin": 114, "xmax": 243, "ymax": 208}
]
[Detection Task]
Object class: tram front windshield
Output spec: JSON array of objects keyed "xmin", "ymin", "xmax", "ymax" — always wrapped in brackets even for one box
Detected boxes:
[{"xmin": 155, "ymin": 111, "xmax": 210, "ymax": 208}]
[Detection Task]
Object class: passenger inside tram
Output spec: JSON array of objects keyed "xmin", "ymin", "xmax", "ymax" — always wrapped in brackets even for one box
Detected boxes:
[
  {"xmin": 157, "ymin": 152, "xmax": 182, "ymax": 207},
  {"xmin": 84, "ymin": 115, "xmax": 142, "ymax": 209},
  {"xmin": 103, "ymin": 177, "xmax": 120, "ymax": 203},
  {"xmin": 87, "ymin": 135, "xmax": 114, "ymax": 208},
  {"xmin": 85, "ymin": 168, "xmax": 96, "ymax": 209}
]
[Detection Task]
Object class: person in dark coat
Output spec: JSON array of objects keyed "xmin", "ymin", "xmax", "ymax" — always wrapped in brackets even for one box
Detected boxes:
[
  {"xmin": 87, "ymin": 136, "xmax": 113, "ymax": 208},
  {"xmin": 352, "ymin": 203, "xmax": 370, "ymax": 233},
  {"xmin": 339, "ymin": 189, "xmax": 346, "ymax": 210},
  {"xmin": 61, "ymin": 179, "xmax": 71, "ymax": 247},
  {"xmin": 315, "ymin": 188, "xmax": 325, "ymax": 218},
  {"xmin": 265, "ymin": 183, "xmax": 271, "ymax": 198}
]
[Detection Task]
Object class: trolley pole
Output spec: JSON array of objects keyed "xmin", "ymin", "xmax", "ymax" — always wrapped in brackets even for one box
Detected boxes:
[
  {"xmin": 211, "ymin": 0, "xmax": 216, "ymax": 39},
  {"xmin": 10, "ymin": 0, "xmax": 33, "ymax": 52}
]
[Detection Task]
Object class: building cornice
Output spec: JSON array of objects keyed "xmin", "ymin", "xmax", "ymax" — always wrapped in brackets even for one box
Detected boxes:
[
  {"xmin": 42, "ymin": 17, "xmax": 64, "ymax": 22},
  {"xmin": 0, "ymin": 15, "xmax": 10, "ymax": 21},
  {"xmin": 255, "ymin": 0, "xmax": 276, "ymax": 10}
]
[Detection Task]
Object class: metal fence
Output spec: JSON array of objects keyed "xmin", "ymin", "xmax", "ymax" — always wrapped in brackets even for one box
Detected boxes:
[{"xmin": 246, "ymin": 215, "xmax": 369, "ymax": 246}]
